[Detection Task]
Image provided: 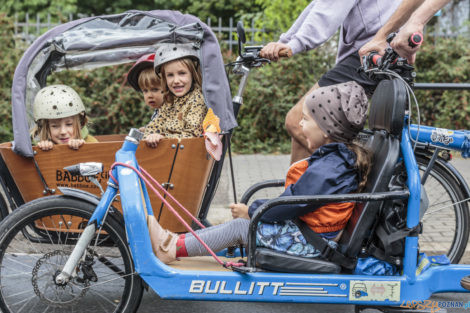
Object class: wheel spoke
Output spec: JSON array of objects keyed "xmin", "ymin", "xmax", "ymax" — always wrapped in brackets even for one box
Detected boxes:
[
  {"xmin": 88, "ymin": 288, "xmax": 119, "ymax": 308},
  {"xmin": 417, "ymin": 157, "xmax": 469, "ymax": 263},
  {"xmin": 0, "ymin": 196, "xmax": 142, "ymax": 312},
  {"xmin": 10, "ymin": 294, "xmax": 37, "ymax": 312}
]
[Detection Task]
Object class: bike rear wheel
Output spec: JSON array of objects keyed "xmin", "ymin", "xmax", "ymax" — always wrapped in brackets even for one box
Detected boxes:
[
  {"xmin": 417, "ymin": 156, "xmax": 470, "ymax": 263},
  {"xmin": 0, "ymin": 196, "xmax": 143, "ymax": 313}
]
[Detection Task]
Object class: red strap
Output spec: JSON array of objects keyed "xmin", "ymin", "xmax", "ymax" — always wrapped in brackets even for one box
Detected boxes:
[{"xmin": 109, "ymin": 162, "xmax": 243, "ymax": 268}]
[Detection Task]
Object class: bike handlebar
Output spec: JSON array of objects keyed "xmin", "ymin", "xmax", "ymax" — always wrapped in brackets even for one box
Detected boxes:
[
  {"xmin": 367, "ymin": 32, "xmax": 424, "ymax": 67},
  {"xmin": 361, "ymin": 32, "xmax": 424, "ymax": 85},
  {"xmin": 278, "ymin": 48, "xmax": 292, "ymax": 58},
  {"xmin": 408, "ymin": 32, "xmax": 424, "ymax": 48},
  {"xmin": 229, "ymin": 45, "xmax": 292, "ymax": 71}
]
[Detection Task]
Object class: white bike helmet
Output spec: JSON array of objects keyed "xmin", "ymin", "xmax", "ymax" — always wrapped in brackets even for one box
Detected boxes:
[
  {"xmin": 33, "ymin": 85, "xmax": 85, "ymax": 122},
  {"xmin": 154, "ymin": 43, "xmax": 200, "ymax": 75}
]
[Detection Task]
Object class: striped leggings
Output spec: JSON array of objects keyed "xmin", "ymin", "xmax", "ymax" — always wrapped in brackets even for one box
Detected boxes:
[{"xmin": 184, "ymin": 218, "xmax": 250, "ymax": 256}]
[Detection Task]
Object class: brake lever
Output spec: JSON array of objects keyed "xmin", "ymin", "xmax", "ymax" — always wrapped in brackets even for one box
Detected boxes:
[
  {"xmin": 255, "ymin": 57, "xmax": 271, "ymax": 64},
  {"xmin": 380, "ymin": 48, "xmax": 398, "ymax": 71},
  {"xmin": 359, "ymin": 32, "xmax": 421, "ymax": 85},
  {"xmin": 240, "ymin": 51, "xmax": 271, "ymax": 67}
]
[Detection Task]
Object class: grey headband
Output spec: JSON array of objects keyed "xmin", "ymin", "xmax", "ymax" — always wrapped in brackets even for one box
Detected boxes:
[{"xmin": 305, "ymin": 81, "xmax": 369, "ymax": 142}]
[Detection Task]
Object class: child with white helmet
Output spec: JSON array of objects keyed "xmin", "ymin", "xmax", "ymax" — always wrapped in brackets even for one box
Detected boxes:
[
  {"xmin": 31, "ymin": 85, "xmax": 97, "ymax": 151},
  {"xmin": 143, "ymin": 43, "xmax": 208, "ymax": 148}
]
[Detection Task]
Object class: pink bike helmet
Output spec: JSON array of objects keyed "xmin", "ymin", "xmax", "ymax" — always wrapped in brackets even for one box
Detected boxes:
[{"xmin": 126, "ymin": 53, "xmax": 155, "ymax": 91}]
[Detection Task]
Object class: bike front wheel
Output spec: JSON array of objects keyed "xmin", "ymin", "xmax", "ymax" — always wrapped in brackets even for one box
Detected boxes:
[
  {"xmin": 417, "ymin": 156, "xmax": 470, "ymax": 263},
  {"xmin": 0, "ymin": 195, "xmax": 143, "ymax": 313}
]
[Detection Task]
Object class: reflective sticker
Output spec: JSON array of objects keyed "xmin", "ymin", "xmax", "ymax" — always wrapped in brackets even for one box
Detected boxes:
[
  {"xmin": 349, "ymin": 280, "xmax": 400, "ymax": 302},
  {"xmin": 430, "ymin": 128, "xmax": 454, "ymax": 145},
  {"xmin": 120, "ymin": 168, "xmax": 133, "ymax": 175}
]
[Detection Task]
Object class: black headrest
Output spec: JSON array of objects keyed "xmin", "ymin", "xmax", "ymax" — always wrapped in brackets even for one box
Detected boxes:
[{"xmin": 369, "ymin": 79, "xmax": 407, "ymax": 136}]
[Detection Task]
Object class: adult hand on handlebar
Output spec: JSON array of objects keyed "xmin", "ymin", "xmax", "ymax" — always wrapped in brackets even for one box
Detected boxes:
[
  {"xmin": 260, "ymin": 42, "xmax": 292, "ymax": 62},
  {"xmin": 358, "ymin": 36, "xmax": 388, "ymax": 64},
  {"xmin": 390, "ymin": 22, "xmax": 424, "ymax": 64}
]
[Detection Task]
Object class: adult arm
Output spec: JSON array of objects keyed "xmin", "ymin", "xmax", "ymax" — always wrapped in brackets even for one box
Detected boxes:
[
  {"xmin": 260, "ymin": 0, "xmax": 357, "ymax": 61},
  {"xmin": 358, "ymin": 0, "xmax": 425, "ymax": 60},
  {"xmin": 390, "ymin": 0, "xmax": 451, "ymax": 64}
]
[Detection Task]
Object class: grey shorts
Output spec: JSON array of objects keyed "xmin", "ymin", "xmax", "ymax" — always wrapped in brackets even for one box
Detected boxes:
[{"xmin": 318, "ymin": 52, "xmax": 377, "ymax": 97}]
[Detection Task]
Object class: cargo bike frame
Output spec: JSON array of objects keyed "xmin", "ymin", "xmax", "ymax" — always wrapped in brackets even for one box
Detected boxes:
[{"xmin": 0, "ymin": 12, "xmax": 470, "ymax": 313}]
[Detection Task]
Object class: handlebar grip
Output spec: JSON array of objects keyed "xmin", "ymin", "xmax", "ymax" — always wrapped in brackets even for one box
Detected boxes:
[
  {"xmin": 409, "ymin": 32, "xmax": 423, "ymax": 48},
  {"xmin": 371, "ymin": 53, "xmax": 381, "ymax": 66},
  {"xmin": 279, "ymin": 48, "xmax": 292, "ymax": 58}
]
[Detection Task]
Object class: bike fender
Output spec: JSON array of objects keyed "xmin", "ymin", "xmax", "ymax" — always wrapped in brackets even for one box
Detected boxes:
[
  {"xmin": 438, "ymin": 160, "xmax": 470, "ymax": 200},
  {"xmin": 415, "ymin": 150, "xmax": 470, "ymax": 201},
  {"xmin": 58, "ymin": 187, "xmax": 101, "ymax": 205}
]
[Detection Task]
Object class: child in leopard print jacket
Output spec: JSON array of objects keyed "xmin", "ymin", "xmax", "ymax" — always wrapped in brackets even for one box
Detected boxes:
[{"xmin": 143, "ymin": 43, "xmax": 207, "ymax": 148}]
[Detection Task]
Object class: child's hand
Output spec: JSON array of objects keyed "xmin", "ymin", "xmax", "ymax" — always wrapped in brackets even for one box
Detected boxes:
[
  {"xmin": 230, "ymin": 203, "xmax": 249, "ymax": 219},
  {"xmin": 68, "ymin": 139, "xmax": 85, "ymax": 150},
  {"xmin": 145, "ymin": 134, "xmax": 164, "ymax": 148},
  {"xmin": 37, "ymin": 140, "xmax": 54, "ymax": 151}
]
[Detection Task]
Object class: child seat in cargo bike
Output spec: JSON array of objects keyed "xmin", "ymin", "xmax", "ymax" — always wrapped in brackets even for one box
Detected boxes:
[
  {"xmin": 253, "ymin": 78, "xmax": 407, "ymax": 273},
  {"xmin": 0, "ymin": 11, "xmax": 237, "ymax": 233}
]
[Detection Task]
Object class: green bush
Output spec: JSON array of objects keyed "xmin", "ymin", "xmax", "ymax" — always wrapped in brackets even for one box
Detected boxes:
[
  {"xmin": 414, "ymin": 36, "xmax": 470, "ymax": 129},
  {"xmin": 255, "ymin": 0, "xmax": 310, "ymax": 35},
  {"xmin": 0, "ymin": 14, "xmax": 20, "ymax": 142},
  {"xmin": 1, "ymin": 14, "xmax": 469, "ymax": 152}
]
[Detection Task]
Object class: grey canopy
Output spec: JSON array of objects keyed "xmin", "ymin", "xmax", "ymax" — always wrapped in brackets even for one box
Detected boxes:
[{"xmin": 11, "ymin": 10, "xmax": 237, "ymax": 157}]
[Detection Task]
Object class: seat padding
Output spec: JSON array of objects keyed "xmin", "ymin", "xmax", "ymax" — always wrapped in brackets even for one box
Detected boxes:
[
  {"xmin": 339, "ymin": 132, "xmax": 401, "ymax": 257},
  {"xmin": 255, "ymin": 248, "xmax": 340, "ymax": 274},
  {"xmin": 369, "ymin": 79, "xmax": 406, "ymax": 136},
  {"xmin": 338, "ymin": 78, "xmax": 406, "ymax": 257}
]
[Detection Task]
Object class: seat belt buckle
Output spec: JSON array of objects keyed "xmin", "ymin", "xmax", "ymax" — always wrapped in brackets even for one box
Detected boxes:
[{"xmin": 320, "ymin": 243, "xmax": 335, "ymax": 260}]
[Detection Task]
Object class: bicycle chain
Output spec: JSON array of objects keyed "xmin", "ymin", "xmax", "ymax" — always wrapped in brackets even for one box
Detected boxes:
[{"xmin": 31, "ymin": 250, "xmax": 90, "ymax": 307}]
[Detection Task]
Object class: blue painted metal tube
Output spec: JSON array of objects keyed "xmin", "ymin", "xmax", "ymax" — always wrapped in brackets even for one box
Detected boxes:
[
  {"xmin": 87, "ymin": 178, "xmax": 118, "ymax": 226},
  {"xmin": 409, "ymin": 124, "xmax": 470, "ymax": 158},
  {"xmin": 114, "ymin": 138, "xmax": 175, "ymax": 276},
  {"xmin": 401, "ymin": 123, "xmax": 421, "ymax": 283},
  {"xmin": 142, "ymin": 263, "xmax": 470, "ymax": 304},
  {"xmin": 139, "ymin": 173, "xmax": 154, "ymax": 216},
  {"xmin": 88, "ymin": 138, "xmax": 142, "ymax": 227}
]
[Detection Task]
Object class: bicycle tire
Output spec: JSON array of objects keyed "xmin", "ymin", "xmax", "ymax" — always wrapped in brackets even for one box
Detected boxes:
[
  {"xmin": 417, "ymin": 156, "xmax": 470, "ymax": 263},
  {"xmin": 0, "ymin": 195, "xmax": 143, "ymax": 313}
]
